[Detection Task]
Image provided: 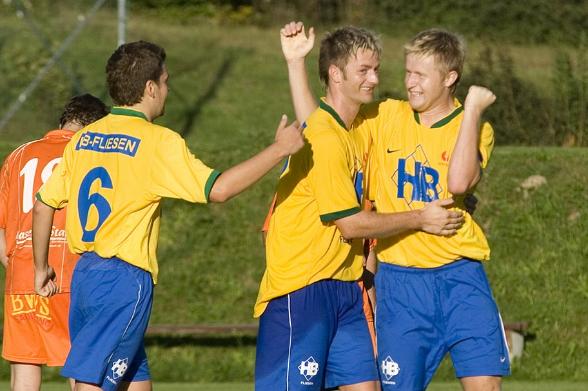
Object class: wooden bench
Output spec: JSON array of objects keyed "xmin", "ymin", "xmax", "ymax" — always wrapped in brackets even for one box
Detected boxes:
[
  {"xmin": 146, "ymin": 323, "xmax": 258, "ymax": 336},
  {"xmin": 145, "ymin": 322, "xmax": 531, "ymax": 361},
  {"xmin": 146, "ymin": 322, "xmax": 530, "ymax": 337}
]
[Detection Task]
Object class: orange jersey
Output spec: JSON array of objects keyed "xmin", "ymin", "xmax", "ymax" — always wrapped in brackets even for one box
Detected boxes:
[
  {"xmin": 0, "ymin": 130, "xmax": 78, "ymax": 294},
  {"xmin": 2, "ymin": 293, "xmax": 71, "ymax": 366}
]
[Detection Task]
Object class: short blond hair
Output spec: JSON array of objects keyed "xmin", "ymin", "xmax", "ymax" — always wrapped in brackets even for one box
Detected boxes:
[
  {"xmin": 404, "ymin": 28, "xmax": 465, "ymax": 92},
  {"xmin": 319, "ymin": 26, "xmax": 381, "ymax": 85}
]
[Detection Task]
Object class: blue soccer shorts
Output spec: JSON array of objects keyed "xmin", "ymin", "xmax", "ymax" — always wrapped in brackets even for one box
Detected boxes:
[
  {"xmin": 375, "ymin": 259, "xmax": 510, "ymax": 391},
  {"xmin": 61, "ymin": 252, "xmax": 153, "ymax": 390},
  {"xmin": 255, "ymin": 279, "xmax": 379, "ymax": 391}
]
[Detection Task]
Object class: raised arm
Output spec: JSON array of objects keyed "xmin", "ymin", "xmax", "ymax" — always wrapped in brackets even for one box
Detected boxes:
[
  {"xmin": 32, "ymin": 200, "xmax": 58, "ymax": 297},
  {"xmin": 447, "ymin": 86, "xmax": 496, "ymax": 194},
  {"xmin": 281, "ymin": 21, "xmax": 318, "ymax": 123},
  {"xmin": 209, "ymin": 115, "xmax": 304, "ymax": 203},
  {"xmin": 0, "ymin": 228, "xmax": 7, "ymax": 268},
  {"xmin": 335, "ymin": 198, "xmax": 464, "ymax": 240}
]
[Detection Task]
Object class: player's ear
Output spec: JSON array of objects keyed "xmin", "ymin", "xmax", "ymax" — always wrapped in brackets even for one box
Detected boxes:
[
  {"xmin": 329, "ymin": 64, "xmax": 343, "ymax": 84},
  {"xmin": 444, "ymin": 70, "xmax": 458, "ymax": 89},
  {"xmin": 145, "ymin": 79, "xmax": 156, "ymax": 99}
]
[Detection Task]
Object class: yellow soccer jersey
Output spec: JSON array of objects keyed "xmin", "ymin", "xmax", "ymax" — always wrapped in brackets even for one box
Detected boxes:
[
  {"xmin": 37, "ymin": 107, "xmax": 220, "ymax": 283},
  {"xmin": 355, "ymin": 98, "xmax": 493, "ymax": 268},
  {"xmin": 254, "ymin": 100, "xmax": 365, "ymax": 317}
]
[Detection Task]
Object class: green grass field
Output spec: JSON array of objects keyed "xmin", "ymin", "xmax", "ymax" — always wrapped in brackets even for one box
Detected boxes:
[
  {"xmin": 0, "ymin": 147, "xmax": 585, "ymax": 384},
  {"xmin": 2, "ymin": 381, "xmax": 587, "ymax": 391}
]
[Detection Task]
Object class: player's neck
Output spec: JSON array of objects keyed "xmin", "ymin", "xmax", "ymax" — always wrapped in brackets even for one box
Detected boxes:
[
  {"xmin": 118, "ymin": 102, "xmax": 155, "ymax": 122},
  {"xmin": 60, "ymin": 121, "xmax": 83, "ymax": 132},
  {"xmin": 417, "ymin": 96, "xmax": 456, "ymax": 128},
  {"xmin": 325, "ymin": 92, "xmax": 361, "ymax": 129}
]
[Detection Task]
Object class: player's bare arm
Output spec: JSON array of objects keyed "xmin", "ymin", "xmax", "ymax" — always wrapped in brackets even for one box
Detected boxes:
[
  {"xmin": 335, "ymin": 198, "xmax": 464, "ymax": 240},
  {"xmin": 448, "ymin": 86, "xmax": 496, "ymax": 194},
  {"xmin": 209, "ymin": 115, "xmax": 304, "ymax": 203},
  {"xmin": 281, "ymin": 21, "xmax": 318, "ymax": 123},
  {"xmin": 0, "ymin": 228, "xmax": 8, "ymax": 268},
  {"xmin": 32, "ymin": 200, "xmax": 58, "ymax": 297}
]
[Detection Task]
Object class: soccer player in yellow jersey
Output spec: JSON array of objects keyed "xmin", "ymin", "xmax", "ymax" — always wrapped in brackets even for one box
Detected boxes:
[
  {"xmin": 280, "ymin": 22, "xmax": 510, "ymax": 391},
  {"xmin": 31, "ymin": 41, "xmax": 304, "ymax": 391},
  {"xmin": 255, "ymin": 25, "xmax": 465, "ymax": 391}
]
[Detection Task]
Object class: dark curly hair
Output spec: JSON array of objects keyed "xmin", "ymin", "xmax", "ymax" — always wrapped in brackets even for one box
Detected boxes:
[{"xmin": 59, "ymin": 94, "xmax": 108, "ymax": 128}]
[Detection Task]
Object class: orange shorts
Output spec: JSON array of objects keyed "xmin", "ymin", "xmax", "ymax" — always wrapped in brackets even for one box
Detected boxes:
[{"xmin": 2, "ymin": 293, "xmax": 71, "ymax": 366}]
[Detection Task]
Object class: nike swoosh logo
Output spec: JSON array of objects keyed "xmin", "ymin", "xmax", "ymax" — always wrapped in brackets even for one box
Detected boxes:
[
  {"xmin": 387, "ymin": 148, "xmax": 400, "ymax": 153},
  {"xmin": 500, "ymin": 356, "xmax": 506, "ymax": 363}
]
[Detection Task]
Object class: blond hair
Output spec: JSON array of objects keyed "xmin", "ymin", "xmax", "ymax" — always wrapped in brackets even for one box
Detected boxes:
[{"xmin": 404, "ymin": 28, "xmax": 465, "ymax": 92}]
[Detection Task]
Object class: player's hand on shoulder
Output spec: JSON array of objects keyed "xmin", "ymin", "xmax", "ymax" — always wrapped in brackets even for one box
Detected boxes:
[
  {"xmin": 34, "ymin": 266, "xmax": 58, "ymax": 297},
  {"xmin": 464, "ymin": 85, "xmax": 496, "ymax": 113},
  {"xmin": 420, "ymin": 198, "xmax": 464, "ymax": 237},
  {"xmin": 274, "ymin": 114, "xmax": 305, "ymax": 156},
  {"xmin": 280, "ymin": 21, "xmax": 315, "ymax": 62}
]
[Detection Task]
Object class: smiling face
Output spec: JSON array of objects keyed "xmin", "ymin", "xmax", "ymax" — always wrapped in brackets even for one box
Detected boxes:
[
  {"xmin": 403, "ymin": 29, "xmax": 465, "ymax": 115},
  {"xmin": 404, "ymin": 53, "xmax": 455, "ymax": 114},
  {"xmin": 339, "ymin": 48, "xmax": 380, "ymax": 105}
]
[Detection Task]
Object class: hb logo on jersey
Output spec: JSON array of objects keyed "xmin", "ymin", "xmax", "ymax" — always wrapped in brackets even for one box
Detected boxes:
[
  {"xmin": 381, "ymin": 356, "xmax": 400, "ymax": 384},
  {"xmin": 354, "ymin": 169, "xmax": 364, "ymax": 203},
  {"xmin": 299, "ymin": 356, "xmax": 319, "ymax": 382},
  {"xmin": 393, "ymin": 146, "xmax": 442, "ymax": 205}
]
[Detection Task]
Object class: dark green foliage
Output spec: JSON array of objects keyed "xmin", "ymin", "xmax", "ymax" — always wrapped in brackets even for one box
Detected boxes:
[
  {"xmin": 456, "ymin": 45, "xmax": 588, "ymax": 146},
  {"xmin": 367, "ymin": 0, "xmax": 588, "ymax": 45},
  {"xmin": 130, "ymin": 0, "xmax": 249, "ymax": 7},
  {"xmin": 4, "ymin": 0, "xmax": 588, "ymax": 45},
  {"xmin": 457, "ymin": 47, "xmax": 552, "ymax": 146},
  {"xmin": 139, "ymin": 0, "xmax": 588, "ymax": 46},
  {"xmin": 129, "ymin": 0, "xmax": 255, "ymax": 23},
  {"xmin": 111, "ymin": 0, "xmax": 588, "ymax": 46},
  {"xmin": 550, "ymin": 44, "xmax": 588, "ymax": 146}
]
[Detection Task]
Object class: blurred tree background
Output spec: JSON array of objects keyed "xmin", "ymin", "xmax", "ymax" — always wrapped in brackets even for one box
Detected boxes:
[
  {"xmin": 132, "ymin": 0, "xmax": 588, "ymax": 46},
  {"xmin": 2, "ymin": 0, "xmax": 587, "ymax": 146}
]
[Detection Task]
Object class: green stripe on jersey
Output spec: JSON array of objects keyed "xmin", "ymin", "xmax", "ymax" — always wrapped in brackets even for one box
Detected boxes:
[
  {"xmin": 204, "ymin": 170, "xmax": 222, "ymax": 202},
  {"xmin": 111, "ymin": 107, "xmax": 148, "ymax": 121},
  {"xmin": 320, "ymin": 206, "xmax": 361, "ymax": 222}
]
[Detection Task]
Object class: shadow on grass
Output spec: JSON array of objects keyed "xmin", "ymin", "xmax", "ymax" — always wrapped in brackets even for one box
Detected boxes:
[
  {"xmin": 171, "ymin": 53, "xmax": 236, "ymax": 138},
  {"xmin": 145, "ymin": 334, "xmax": 256, "ymax": 348}
]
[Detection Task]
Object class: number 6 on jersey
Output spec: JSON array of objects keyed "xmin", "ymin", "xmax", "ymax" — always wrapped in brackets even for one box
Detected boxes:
[{"xmin": 78, "ymin": 167, "xmax": 113, "ymax": 242}]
